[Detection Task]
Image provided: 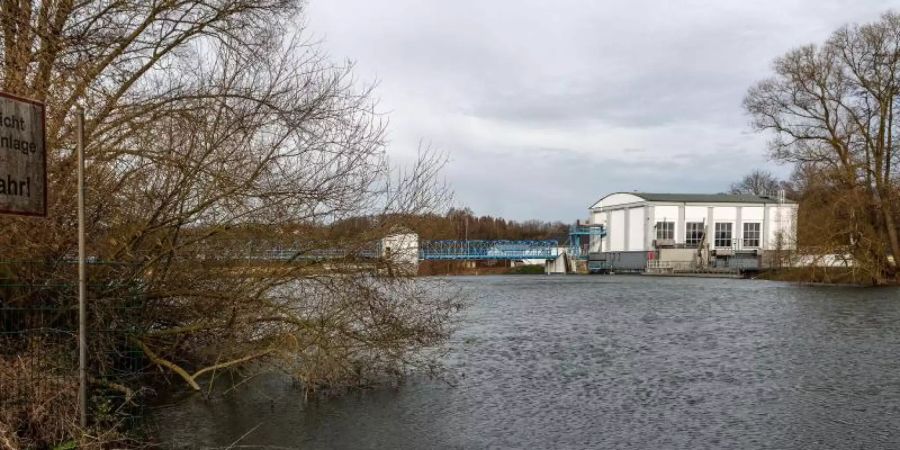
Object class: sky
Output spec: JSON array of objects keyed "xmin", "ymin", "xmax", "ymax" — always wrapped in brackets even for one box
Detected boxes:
[{"xmin": 305, "ymin": 0, "xmax": 898, "ymax": 222}]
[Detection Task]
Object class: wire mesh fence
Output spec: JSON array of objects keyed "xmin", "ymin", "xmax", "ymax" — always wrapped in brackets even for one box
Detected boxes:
[{"xmin": 0, "ymin": 260, "xmax": 147, "ymax": 443}]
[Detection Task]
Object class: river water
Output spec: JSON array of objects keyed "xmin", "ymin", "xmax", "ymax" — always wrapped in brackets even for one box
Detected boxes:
[{"xmin": 154, "ymin": 275, "xmax": 900, "ymax": 449}]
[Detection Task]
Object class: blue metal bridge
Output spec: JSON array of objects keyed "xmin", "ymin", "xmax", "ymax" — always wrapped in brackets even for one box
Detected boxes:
[
  {"xmin": 419, "ymin": 240, "xmax": 560, "ymax": 261},
  {"xmin": 419, "ymin": 224, "xmax": 606, "ymax": 262},
  {"xmin": 229, "ymin": 223, "xmax": 607, "ymax": 263}
]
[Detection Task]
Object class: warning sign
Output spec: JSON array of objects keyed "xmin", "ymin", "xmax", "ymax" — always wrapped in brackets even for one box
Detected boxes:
[{"xmin": 0, "ymin": 92, "xmax": 46, "ymax": 216}]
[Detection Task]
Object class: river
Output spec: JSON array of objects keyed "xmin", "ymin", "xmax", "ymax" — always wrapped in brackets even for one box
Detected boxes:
[{"xmin": 153, "ymin": 275, "xmax": 900, "ymax": 449}]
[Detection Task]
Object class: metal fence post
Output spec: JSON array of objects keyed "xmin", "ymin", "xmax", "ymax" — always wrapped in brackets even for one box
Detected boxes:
[{"xmin": 77, "ymin": 107, "xmax": 87, "ymax": 428}]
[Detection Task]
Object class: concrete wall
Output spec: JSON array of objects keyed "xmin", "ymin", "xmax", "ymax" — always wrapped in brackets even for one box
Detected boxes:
[
  {"xmin": 545, "ymin": 250, "xmax": 571, "ymax": 274},
  {"xmin": 589, "ymin": 251, "xmax": 648, "ymax": 271},
  {"xmin": 684, "ymin": 206, "xmax": 707, "ymax": 222},
  {"xmin": 743, "ymin": 206, "xmax": 764, "ymax": 221},
  {"xmin": 610, "ymin": 209, "xmax": 626, "ymax": 252},
  {"xmin": 601, "ymin": 206, "xmax": 648, "ymax": 252},
  {"xmin": 590, "ymin": 211, "xmax": 607, "ymax": 253},
  {"xmin": 657, "ymin": 248, "xmax": 696, "ymax": 262},
  {"xmin": 627, "ymin": 207, "xmax": 644, "ymax": 251},
  {"xmin": 765, "ymin": 204, "xmax": 796, "ymax": 250}
]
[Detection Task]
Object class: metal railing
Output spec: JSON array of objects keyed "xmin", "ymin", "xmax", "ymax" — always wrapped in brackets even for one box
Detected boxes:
[
  {"xmin": 419, "ymin": 240, "xmax": 559, "ymax": 261},
  {"xmin": 568, "ymin": 224, "xmax": 606, "ymax": 259}
]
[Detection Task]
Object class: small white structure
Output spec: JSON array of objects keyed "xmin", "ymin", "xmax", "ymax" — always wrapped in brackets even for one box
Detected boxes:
[
  {"xmin": 588, "ymin": 192, "xmax": 798, "ymax": 270},
  {"xmin": 380, "ymin": 227, "xmax": 419, "ymax": 271}
]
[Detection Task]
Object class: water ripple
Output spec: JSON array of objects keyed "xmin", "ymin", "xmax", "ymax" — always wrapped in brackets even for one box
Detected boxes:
[{"xmin": 155, "ymin": 276, "xmax": 900, "ymax": 450}]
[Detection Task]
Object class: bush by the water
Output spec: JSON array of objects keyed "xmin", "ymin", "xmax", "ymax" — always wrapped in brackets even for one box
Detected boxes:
[{"xmin": 509, "ymin": 265, "xmax": 546, "ymax": 275}]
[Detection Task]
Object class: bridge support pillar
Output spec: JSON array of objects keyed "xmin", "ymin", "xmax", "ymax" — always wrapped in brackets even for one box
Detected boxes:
[{"xmin": 545, "ymin": 252, "xmax": 569, "ymax": 275}]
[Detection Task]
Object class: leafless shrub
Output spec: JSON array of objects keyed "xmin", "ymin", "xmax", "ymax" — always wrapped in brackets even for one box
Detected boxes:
[{"xmin": 0, "ymin": 0, "xmax": 459, "ymax": 445}]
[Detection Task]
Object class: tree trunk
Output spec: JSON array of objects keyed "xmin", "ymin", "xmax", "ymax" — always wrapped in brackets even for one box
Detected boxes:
[{"xmin": 881, "ymin": 199, "xmax": 900, "ymax": 275}]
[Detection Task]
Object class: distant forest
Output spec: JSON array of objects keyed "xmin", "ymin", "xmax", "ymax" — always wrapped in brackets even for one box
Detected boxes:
[
  {"xmin": 330, "ymin": 208, "xmax": 571, "ymax": 242},
  {"xmin": 411, "ymin": 208, "xmax": 570, "ymax": 241}
]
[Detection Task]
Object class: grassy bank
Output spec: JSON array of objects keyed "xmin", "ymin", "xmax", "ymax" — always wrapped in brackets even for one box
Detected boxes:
[
  {"xmin": 755, "ymin": 268, "xmax": 882, "ymax": 286},
  {"xmin": 507, "ymin": 265, "xmax": 546, "ymax": 275},
  {"xmin": 417, "ymin": 260, "xmax": 549, "ymax": 276}
]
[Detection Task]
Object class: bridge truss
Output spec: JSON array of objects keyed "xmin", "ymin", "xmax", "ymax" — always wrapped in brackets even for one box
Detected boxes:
[{"xmin": 419, "ymin": 240, "xmax": 559, "ymax": 261}]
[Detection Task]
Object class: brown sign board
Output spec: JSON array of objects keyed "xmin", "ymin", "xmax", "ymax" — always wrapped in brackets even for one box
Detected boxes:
[{"xmin": 0, "ymin": 92, "xmax": 46, "ymax": 216}]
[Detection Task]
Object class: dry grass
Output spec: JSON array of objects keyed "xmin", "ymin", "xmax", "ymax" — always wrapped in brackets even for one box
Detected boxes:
[
  {"xmin": 1, "ymin": 351, "xmax": 79, "ymax": 450},
  {"xmin": 0, "ymin": 346, "xmax": 135, "ymax": 450}
]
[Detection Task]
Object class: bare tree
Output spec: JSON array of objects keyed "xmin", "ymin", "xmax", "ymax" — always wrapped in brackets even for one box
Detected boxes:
[
  {"xmin": 729, "ymin": 169, "xmax": 784, "ymax": 196},
  {"xmin": 0, "ymin": 2, "xmax": 458, "ymax": 446},
  {"xmin": 745, "ymin": 11, "xmax": 900, "ymax": 282}
]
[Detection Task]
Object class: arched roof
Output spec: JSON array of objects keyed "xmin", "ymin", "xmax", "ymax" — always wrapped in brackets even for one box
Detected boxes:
[{"xmin": 590, "ymin": 192, "xmax": 797, "ymax": 209}]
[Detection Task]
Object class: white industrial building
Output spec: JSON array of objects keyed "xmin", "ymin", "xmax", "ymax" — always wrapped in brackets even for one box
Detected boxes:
[{"xmin": 587, "ymin": 192, "xmax": 798, "ymax": 271}]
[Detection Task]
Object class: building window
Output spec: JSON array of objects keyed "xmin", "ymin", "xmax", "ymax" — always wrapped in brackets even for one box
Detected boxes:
[
  {"xmin": 685, "ymin": 222, "xmax": 705, "ymax": 247},
  {"xmin": 655, "ymin": 221, "xmax": 674, "ymax": 241},
  {"xmin": 714, "ymin": 222, "xmax": 733, "ymax": 248},
  {"xmin": 743, "ymin": 222, "xmax": 761, "ymax": 248}
]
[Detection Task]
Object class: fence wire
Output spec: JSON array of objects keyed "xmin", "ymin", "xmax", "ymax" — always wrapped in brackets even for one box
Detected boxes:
[{"xmin": 0, "ymin": 260, "xmax": 147, "ymax": 436}]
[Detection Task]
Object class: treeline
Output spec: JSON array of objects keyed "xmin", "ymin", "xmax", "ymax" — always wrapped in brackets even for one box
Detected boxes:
[
  {"xmin": 332, "ymin": 208, "xmax": 570, "ymax": 242},
  {"xmin": 744, "ymin": 11, "xmax": 900, "ymax": 284},
  {"xmin": 412, "ymin": 208, "xmax": 569, "ymax": 241},
  {"xmin": 732, "ymin": 165, "xmax": 896, "ymax": 284}
]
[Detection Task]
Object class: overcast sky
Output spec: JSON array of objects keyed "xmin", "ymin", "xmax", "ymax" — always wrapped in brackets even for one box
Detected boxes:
[{"xmin": 306, "ymin": 0, "xmax": 897, "ymax": 222}]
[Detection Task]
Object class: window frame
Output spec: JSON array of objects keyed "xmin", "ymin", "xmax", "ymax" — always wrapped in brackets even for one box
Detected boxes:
[
  {"xmin": 685, "ymin": 222, "xmax": 705, "ymax": 247},
  {"xmin": 655, "ymin": 221, "xmax": 675, "ymax": 241},
  {"xmin": 714, "ymin": 222, "xmax": 733, "ymax": 248},
  {"xmin": 742, "ymin": 222, "xmax": 761, "ymax": 248}
]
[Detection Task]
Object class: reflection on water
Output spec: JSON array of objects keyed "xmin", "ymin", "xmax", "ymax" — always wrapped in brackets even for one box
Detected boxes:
[{"xmin": 154, "ymin": 276, "xmax": 900, "ymax": 449}]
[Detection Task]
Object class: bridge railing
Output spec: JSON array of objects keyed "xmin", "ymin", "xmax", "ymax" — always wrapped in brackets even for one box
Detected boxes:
[
  {"xmin": 246, "ymin": 248, "xmax": 381, "ymax": 261},
  {"xmin": 419, "ymin": 240, "xmax": 559, "ymax": 261},
  {"xmin": 568, "ymin": 225, "xmax": 606, "ymax": 259}
]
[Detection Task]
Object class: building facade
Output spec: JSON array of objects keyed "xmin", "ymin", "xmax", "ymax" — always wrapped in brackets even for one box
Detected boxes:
[{"xmin": 588, "ymin": 192, "xmax": 798, "ymax": 271}]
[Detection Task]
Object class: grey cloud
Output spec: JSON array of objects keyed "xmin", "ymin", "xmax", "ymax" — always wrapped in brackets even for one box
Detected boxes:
[{"xmin": 306, "ymin": 0, "xmax": 896, "ymax": 220}]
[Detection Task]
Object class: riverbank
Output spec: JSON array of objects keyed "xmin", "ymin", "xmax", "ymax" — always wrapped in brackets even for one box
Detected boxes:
[
  {"xmin": 417, "ymin": 260, "xmax": 547, "ymax": 276},
  {"xmin": 754, "ymin": 267, "xmax": 894, "ymax": 286},
  {"xmin": 420, "ymin": 264, "xmax": 896, "ymax": 286}
]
